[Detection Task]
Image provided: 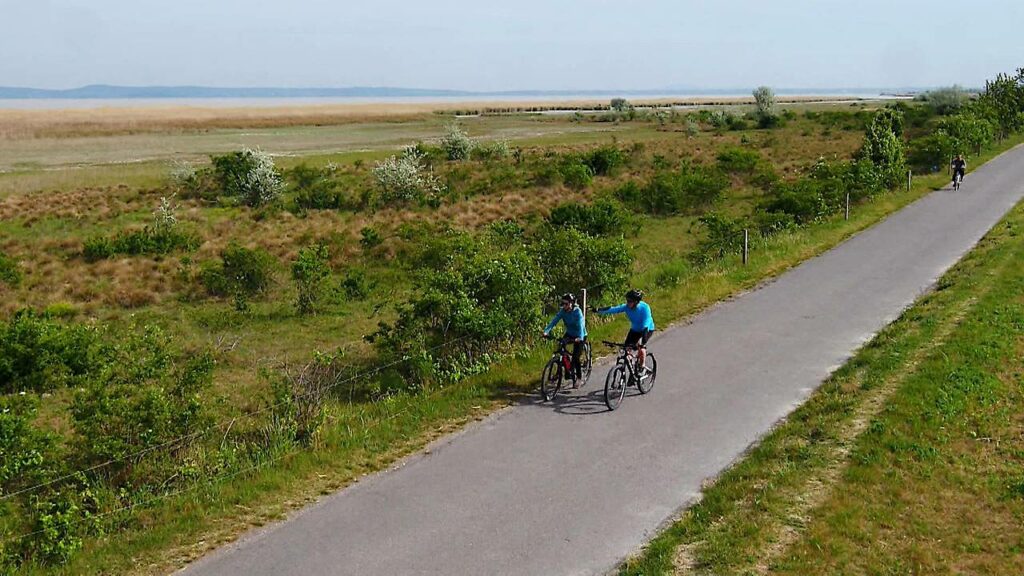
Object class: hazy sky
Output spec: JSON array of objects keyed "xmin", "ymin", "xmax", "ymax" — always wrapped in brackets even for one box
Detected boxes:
[{"xmin": 3, "ymin": 0, "xmax": 1022, "ymax": 90}]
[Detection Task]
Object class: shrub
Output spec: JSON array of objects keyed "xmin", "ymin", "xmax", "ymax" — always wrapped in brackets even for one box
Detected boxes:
[
  {"xmin": 531, "ymin": 162, "xmax": 564, "ymax": 187},
  {"xmin": 0, "ymin": 310, "xmax": 106, "ymax": 394},
  {"xmin": 23, "ymin": 492, "xmax": 89, "ymax": 564},
  {"xmin": 716, "ymin": 147, "xmax": 762, "ymax": 174},
  {"xmin": 441, "ymin": 123, "xmax": 474, "ymax": 161},
  {"xmin": 917, "ymin": 85, "xmax": 970, "ymax": 115},
  {"xmin": 937, "ymin": 113, "xmax": 994, "ymax": 155},
  {"xmin": 292, "ymin": 244, "xmax": 331, "ymax": 315},
  {"xmin": 289, "ymin": 164, "xmax": 344, "ymax": 210},
  {"xmin": 0, "ymin": 250, "xmax": 21, "ymax": 287},
  {"xmin": 372, "ymin": 146, "xmax": 445, "ymax": 204},
  {"xmin": 752, "ymin": 86, "xmax": 780, "ymax": 128},
  {"xmin": 532, "ymin": 227, "xmax": 632, "ymax": 304},
  {"xmin": 199, "ymin": 243, "xmax": 275, "ymax": 308},
  {"xmin": 339, "ymin": 268, "xmax": 374, "ymax": 299},
  {"xmin": 583, "ymin": 146, "xmax": 626, "ymax": 176},
  {"xmin": 762, "ymin": 178, "xmax": 831, "ymax": 224},
  {"xmin": 689, "ymin": 212, "xmax": 746, "ymax": 266},
  {"xmin": 359, "ymin": 227, "xmax": 383, "ymax": 250},
  {"xmin": 472, "ymin": 139, "xmax": 511, "ymax": 161},
  {"xmin": 908, "ymin": 133, "xmax": 954, "ymax": 173},
  {"xmin": 547, "ymin": 198, "xmax": 633, "ymax": 237},
  {"xmin": 211, "ymin": 148, "xmax": 284, "ymax": 207},
  {"xmin": 558, "ymin": 160, "xmax": 594, "ymax": 189},
  {"xmin": 70, "ymin": 327, "xmax": 213, "ymax": 481},
  {"xmin": 373, "ymin": 235, "xmax": 547, "ymax": 386},
  {"xmin": 267, "ymin": 352, "xmax": 336, "ymax": 445},
  {"xmin": 617, "ymin": 163, "xmax": 728, "ymax": 215},
  {"xmin": 82, "ymin": 228, "xmax": 198, "ymax": 261},
  {"xmin": 610, "ymin": 98, "xmax": 632, "ymax": 112},
  {"xmin": 0, "ymin": 395, "xmax": 54, "ymax": 494},
  {"xmin": 859, "ymin": 108, "xmax": 907, "ymax": 188}
]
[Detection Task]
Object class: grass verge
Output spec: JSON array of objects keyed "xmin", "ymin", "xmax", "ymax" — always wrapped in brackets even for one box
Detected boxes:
[{"xmin": 620, "ymin": 160, "xmax": 1024, "ymax": 575}]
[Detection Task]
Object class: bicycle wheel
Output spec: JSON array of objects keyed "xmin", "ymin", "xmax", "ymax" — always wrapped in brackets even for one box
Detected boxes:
[
  {"xmin": 604, "ymin": 363, "xmax": 627, "ymax": 411},
  {"xmin": 541, "ymin": 357, "xmax": 563, "ymax": 401},
  {"xmin": 580, "ymin": 341, "xmax": 593, "ymax": 385},
  {"xmin": 636, "ymin": 353, "xmax": 658, "ymax": 394}
]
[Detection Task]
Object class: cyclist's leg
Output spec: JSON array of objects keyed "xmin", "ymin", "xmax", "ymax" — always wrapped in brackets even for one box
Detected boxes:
[
  {"xmin": 636, "ymin": 329, "xmax": 651, "ymax": 369},
  {"xmin": 570, "ymin": 339, "xmax": 583, "ymax": 380}
]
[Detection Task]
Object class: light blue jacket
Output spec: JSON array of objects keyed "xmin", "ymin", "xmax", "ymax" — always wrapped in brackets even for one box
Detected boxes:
[
  {"xmin": 544, "ymin": 305, "xmax": 587, "ymax": 339},
  {"xmin": 599, "ymin": 301, "xmax": 655, "ymax": 332}
]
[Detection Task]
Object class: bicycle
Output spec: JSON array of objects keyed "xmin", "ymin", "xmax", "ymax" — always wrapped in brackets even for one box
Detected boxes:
[
  {"xmin": 540, "ymin": 335, "xmax": 592, "ymax": 401},
  {"xmin": 601, "ymin": 340, "xmax": 657, "ymax": 410},
  {"xmin": 952, "ymin": 170, "xmax": 964, "ymax": 191}
]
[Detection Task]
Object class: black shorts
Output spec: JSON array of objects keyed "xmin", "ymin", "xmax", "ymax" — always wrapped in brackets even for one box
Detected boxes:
[{"xmin": 624, "ymin": 328, "xmax": 652, "ymax": 348}]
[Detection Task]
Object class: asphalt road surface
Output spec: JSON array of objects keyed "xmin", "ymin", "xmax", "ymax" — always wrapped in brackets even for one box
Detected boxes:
[{"xmin": 181, "ymin": 146, "xmax": 1024, "ymax": 576}]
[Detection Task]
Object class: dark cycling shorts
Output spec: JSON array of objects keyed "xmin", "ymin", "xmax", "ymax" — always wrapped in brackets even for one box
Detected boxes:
[{"xmin": 624, "ymin": 328, "xmax": 652, "ymax": 349}]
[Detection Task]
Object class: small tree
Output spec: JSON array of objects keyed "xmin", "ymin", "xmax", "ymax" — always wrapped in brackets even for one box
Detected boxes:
[
  {"xmin": 976, "ymin": 69, "xmax": 1024, "ymax": 139},
  {"xmin": 152, "ymin": 195, "xmax": 178, "ymax": 236},
  {"xmin": 920, "ymin": 85, "xmax": 970, "ymax": 115},
  {"xmin": 440, "ymin": 123, "xmax": 473, "ymax": 161},
  {"xmin": 753, "ymin": 86, "xmax": 776, "ymax": 117},
  {"xmin": 859, "ymin": 108, "xmax": 906, "ymax": 188},
  {"xmin": 292, "ymin": 244, "xmax": 331, "ymax": 315}
]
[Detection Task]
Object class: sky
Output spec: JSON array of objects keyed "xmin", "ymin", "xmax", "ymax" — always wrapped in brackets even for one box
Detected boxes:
[{"xmin": 2, "ymin": 0, "xmax": 1022, "ymax": 91}]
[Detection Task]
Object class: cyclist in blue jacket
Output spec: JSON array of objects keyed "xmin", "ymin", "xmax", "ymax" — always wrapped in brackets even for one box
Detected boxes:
[
  {"xmin": 597, "ymin": 289, "xmax": 655, "ymax": 372},
  {"xmin": 542, "ymin": 293, "xmax": 587, "ymax": 386}
]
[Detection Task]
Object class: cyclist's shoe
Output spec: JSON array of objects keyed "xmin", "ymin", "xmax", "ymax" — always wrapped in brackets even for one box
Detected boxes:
[{"xmin": 570, "ymin": 375, "xmax": 580, "ymax": 389}]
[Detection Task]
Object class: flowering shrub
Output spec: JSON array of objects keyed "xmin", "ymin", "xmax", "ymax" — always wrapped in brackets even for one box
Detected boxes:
[
  {"xmin": 372, "ymin": 146, "xmax": 445, "ymax": 205},
  {"xmin": 440, "ymin": 123, "xmax": 473, "ymax": 161},
  {"xmin": 211, "ymin": 148, "xmax": 284, "ymax": 207}
]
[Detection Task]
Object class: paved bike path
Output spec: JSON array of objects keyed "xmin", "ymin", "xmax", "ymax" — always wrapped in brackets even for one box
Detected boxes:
[{"xmin": 181, "ymin": 146, "xmax": 1024, "ymax": 576}]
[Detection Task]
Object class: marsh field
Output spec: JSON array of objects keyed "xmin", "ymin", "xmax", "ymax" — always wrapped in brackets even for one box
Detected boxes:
[{"xmin": 0, "ymin": 91, "xmax": 1014, "ymax": 573}]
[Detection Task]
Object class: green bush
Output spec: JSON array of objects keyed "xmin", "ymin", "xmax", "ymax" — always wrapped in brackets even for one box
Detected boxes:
[
  {"xmin": 0, "ymin": 250, "xmax": 21, "ymax": 287},
  {"xmin": 532, "ymin": 227, "xmax": 632, "ymax": 304},
  {"xmin": 531, "ymin": 162, "xmax": 564, "ymax": 187},
  {"xmin": 558, "ymin": 160, "xmax": 594, "ymax": 189},
  {"xmin": 0, "ymin": 395, "xmax": 54, "ymax": 494},
  {"xmin": 716, "ymin": 147, "xmax": 762, "ymax": 174},
  {"xmin": 689, "ymin": 212, "xmax": 746, "ymax": 266},
  {"xmin": 211, "ymin": 148, "xmax": 284, "ymax": 207},
  {"xmin": 547, "ymin": 198, "xmax": 633, "ymax": 237},
  {"xmin": 616, "ymin": 163, "xmax": 728, "ymax": 215},
  {"xmin": 908, "ymin": 133, "xmax": 954, "ymax": 173},
  {"xmin": 0, "ymin": 310, "xmax": 106, "ymax": 394},
  {"xmin": 199, "ymin": 243, "xmax": 275, "ymax": 306},
  {"xmin": 917, "ymin": 85, "xmax": 970, "ymax": 116},
  {"xmin": 858, "ymin": 108, "xmax": 907, "ymax": 188},
  {"xmin": 339, "ymin": 268, "xmax": 374, "ymax": 299},
  {"xmin": 582, "ymin": 145, "xmax": 626, "ymax": 176},
  {"xmin": 292, "ymin": 244, "xmax": 331, "ymax": 315},
  {"xmin": 69, "ymin": 326, "xmax": 213, "ymax": 481},
  {"xmin": 937, "ymin": 113, "xmax": 994, "ymax": 155},
  {"xmin": 289, "ymin": 164, "xmax": 344, "ymax": 210},
  {"xmin": 359, "ymin": 226, "xmax": 383, "ymax": 250},
  {"xmin": 373, "ymin": 234, "xmax": 547, "ymax": 386},
  {"xmin": 82, "ymin": 228, "xmax": 199, "ymax": 261},
  {"xmin": 762, "ymin": 179, "xmax": 831, "ymax": 224}
]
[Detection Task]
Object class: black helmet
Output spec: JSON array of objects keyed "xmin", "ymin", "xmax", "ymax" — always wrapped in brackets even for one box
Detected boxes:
[
  {"xmin": 561, "ymin": 293, "xmax": 576, "ymax": 304},
  {"xmin": 625, "ymin": 289, "xmax": 643, "ymax": 303}
]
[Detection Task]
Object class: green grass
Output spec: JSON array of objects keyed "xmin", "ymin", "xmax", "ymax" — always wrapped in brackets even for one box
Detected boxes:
[{"xmin": 620, "ymin": 151, "xmax": 1024, "ymax": 575}]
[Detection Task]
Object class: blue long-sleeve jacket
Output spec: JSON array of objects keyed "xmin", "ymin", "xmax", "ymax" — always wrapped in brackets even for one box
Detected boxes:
[
  {"xmin": 598, "ymin": 301, "xmax": 655, "ymax": 332},
  {"xmin": 544, "ymin": 305, "xmax": 587, "ymax": 339}
]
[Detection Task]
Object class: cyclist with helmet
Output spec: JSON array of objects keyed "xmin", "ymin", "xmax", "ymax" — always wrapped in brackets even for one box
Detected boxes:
[
  {"xmin": 597, "ymin": 289, "xmax": 655, "ymax": 372},
  {"xmin": 542, "ymin": 293, "xmax": 588, "ymax": 387}
]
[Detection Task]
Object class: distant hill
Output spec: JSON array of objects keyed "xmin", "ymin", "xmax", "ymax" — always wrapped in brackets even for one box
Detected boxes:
[{"xmin": 0, "ymin": 85, "xmax": 912, "ymax": 100}]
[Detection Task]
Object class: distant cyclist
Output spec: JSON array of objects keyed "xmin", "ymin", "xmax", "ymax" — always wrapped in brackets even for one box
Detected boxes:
[
  {"xmin": 596, "ymin": 289, "xmax": 655, "ymax": 373},
  {"xmin": 951, "ymin": 154, "xmax": 967, "ymax": 189},
  {"xmin": 542, "ymin": 293, "xmax": 587, "ymax": 387}
]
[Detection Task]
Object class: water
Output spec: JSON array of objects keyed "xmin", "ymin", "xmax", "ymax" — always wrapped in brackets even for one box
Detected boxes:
[{"xmin": 0, "ymin": 92, "xmax": 891, "ymax": 111}]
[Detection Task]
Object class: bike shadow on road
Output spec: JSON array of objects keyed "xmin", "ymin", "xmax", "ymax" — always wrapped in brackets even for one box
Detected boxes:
[{"xmin": 536, "ymin": 385, "xmax": 643, "ymax": 416}]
